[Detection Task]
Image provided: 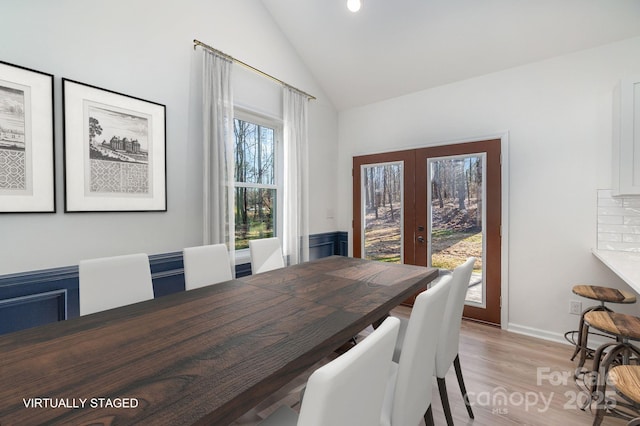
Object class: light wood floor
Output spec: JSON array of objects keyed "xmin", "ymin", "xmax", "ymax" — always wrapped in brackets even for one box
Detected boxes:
[{"xmin": 232, "ymin": 306, "xmax": 630, "ymax": 425}]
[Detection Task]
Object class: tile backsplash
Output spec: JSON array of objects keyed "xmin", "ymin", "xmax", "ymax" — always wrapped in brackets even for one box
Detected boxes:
[{"xmin": 597, "ymin": 189, "xmax": 640, "ymax": 252}]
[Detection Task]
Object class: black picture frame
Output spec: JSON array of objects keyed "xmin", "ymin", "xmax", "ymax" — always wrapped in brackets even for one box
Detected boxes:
[
  {"xmin": 62, "ymin": 78, "xmax": 166, "ymax": 212},
  {"xmin": 0, "ymin": 61, "xmax": 55, "ymax": 213}
]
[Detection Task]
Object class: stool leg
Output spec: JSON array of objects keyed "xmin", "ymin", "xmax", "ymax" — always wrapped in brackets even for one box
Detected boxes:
[
  {"xmin": 593, "ymin": 406, "xmax": 605, "ymax": 426},
  {"xmin": 591, "ymin": 343, "xmax": 640, "ymax": 425},
  {"xmin": 570, "ymin": 325, "xmax": 583, "ymax": 361},
  {"xmin": 572, "ymin": 305, "xmax": 611, "ymax": 361},
  {"xmin": 589, "ymin": 342, "xmax": 619, "ymax": 395},
  {"xmin": 571, "ymin": 306, "xmax": 590, "ymax": 361},
  {"xmin": 577, "ymin": 321, "xmax": 594, "ymax": 373},
  {"xmin": 591, "ymin": 344, "xmax": 625, "ymax": 426}
]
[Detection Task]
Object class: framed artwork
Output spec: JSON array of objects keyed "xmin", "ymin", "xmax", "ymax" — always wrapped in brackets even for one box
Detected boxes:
[
  {"xmin": 62, "ymin": 79, "xmax": 166, "ymax": 212},
  {"xmin": 0, "ymin": 61, "xmax": 55, "ymax": 213}
]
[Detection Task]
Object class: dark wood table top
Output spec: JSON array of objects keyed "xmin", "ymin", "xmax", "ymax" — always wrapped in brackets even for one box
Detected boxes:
[{"xmin": 0, "ymin": 256, "xmax": 437, "ymax": 425}]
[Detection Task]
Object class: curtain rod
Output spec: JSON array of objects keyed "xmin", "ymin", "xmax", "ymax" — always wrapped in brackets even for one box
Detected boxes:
[{"xmin": 193, "ymin": 39, "xmax": 316, "ymax": 101}]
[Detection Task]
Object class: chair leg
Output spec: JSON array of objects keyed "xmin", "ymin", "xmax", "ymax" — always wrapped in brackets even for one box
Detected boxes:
[
  {"xmin": 438, "ymin": 377, "xmax": 454, "ymax": 426},
  {"xmin": 423, "ymin": 404, "xmax": 435, "ymax": 426},
  {"xmin": 454, "ymin": 354, "xmax": 474, "ymax": 419}
]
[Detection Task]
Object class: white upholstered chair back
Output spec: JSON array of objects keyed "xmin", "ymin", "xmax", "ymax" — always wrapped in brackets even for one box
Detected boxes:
[
  {"xmin": 183, "ymin": 244, "xmax": 233, "ymax": 290},
  {"xmin": 259, "ymin": 316, "xmax": 401, "ymax": 426},
  {"xmin": 298, "ymin": 316, "xmax": 400, "ymax": 426},
  {"xmin": 249, "ymin": 237, "xmax": 284, "ymax": 274},
  {"xmin": 435, "ymin": 256, "xmax": 476, "ymax": 378},
  {"xmin": 79, "ymin": 253, "xmax": 154, "ymax": 316},
  {"xmin": 382, "ymin": 274, "xmax": 451, "ymax": 426}
]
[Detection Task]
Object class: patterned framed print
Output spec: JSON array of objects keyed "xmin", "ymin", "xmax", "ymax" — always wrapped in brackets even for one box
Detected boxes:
[
  {"xmin": 0, "ymin": 61, "xmax": 55, "ymax": 213},
  {"xmin": 62, "ymin": 79, "xmax": 166, "ymax": 212}
]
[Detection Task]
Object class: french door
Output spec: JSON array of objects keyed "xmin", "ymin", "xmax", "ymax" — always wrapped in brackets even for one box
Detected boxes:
[{"xmin": 353, "ymin": 139, "xmax": 501, "ymax": 325}]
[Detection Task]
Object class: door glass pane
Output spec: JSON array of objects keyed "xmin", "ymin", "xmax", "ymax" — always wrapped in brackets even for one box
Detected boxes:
[
  {"xmin": 362, "ymin": 162, "xmax": 403, "ymax": 263},
  {"xmin": 428, "ymin": 154, "xmax": 485, "ymax": 305}
]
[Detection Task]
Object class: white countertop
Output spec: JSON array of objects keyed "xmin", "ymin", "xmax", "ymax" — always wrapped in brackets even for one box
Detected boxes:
[{"xmin": 592, "ymin": 249, "xmax": 640, "ymax": 294}]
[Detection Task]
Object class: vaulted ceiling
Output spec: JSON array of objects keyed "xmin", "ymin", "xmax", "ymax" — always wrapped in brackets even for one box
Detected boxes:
[{"xmin": 261, "ymin": 0, "xmax": 640, "ymax": 110}]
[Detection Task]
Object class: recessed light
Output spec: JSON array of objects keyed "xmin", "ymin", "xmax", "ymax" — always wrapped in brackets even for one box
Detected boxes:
[{"xmin": 347, "ymin": 0, "xmax": 361, "ymax": 13}]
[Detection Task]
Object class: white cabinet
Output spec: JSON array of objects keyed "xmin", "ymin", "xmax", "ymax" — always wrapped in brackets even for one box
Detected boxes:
[{"xmin": 613, "ymin": 76, "xmax": 640, "ymax": 196}]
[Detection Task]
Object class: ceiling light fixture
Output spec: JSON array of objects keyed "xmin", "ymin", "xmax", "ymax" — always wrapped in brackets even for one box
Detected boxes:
[{"xmin": 347, "ymin": 0, "xmax": 361, "ymax": 12}]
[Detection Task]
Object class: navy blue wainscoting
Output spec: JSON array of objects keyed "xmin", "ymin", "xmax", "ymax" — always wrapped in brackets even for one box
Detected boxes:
[
  {"xmin": 309, "ymin": 231, "xmax": 345, "ymax": 260},
  {"xmin": 0, "ymin": 232, "xmax": 348, "ymax": 336}
]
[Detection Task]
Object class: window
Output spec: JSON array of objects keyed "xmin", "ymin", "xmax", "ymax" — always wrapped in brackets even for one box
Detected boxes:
[{"xmin": 233, "ymin": 111, "xmax": 282, "ymax": 251}]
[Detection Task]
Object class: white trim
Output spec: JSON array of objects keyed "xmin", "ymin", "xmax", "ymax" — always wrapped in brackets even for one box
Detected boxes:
[
  {"xmin": 233, "ymin": 101, "xmax": 282, "ymax": 122},
  {"xmin": 507, "ymin": 322, "xmax": 612, "ymax": 349},
  {"xmin": 235, "ymin": 182, "xmax": 278, "ymax": 190},
  {"xmin": 352, "ymin": 131, "xmax": 511, "ymax": 157},
  {"xmin": 234, "ymin": 248, "xmax": 251, "ymax": 266},
  {"xmin": 234, "ymin": 107, "xmax": 281, "ymax": 130},
  {"xmin": 506, "ymin": 322, "xmax": 571, "ymax": 346},
  {"xmin": 500, "ymin": 132, "xmax": 510, "ymax": 330},
  {"xmin": 232, "ymin": 108, "xmax": 284, "ymax": 253}
]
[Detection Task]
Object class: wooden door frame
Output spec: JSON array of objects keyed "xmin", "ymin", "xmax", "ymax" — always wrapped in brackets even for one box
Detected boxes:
[
  {"xmin": 415, "ymin": 139, "xmax": 502, "ymax": 325},
  {"xmin": 352, "ymin": 136, "xmax": 509, "ymax": 327}
]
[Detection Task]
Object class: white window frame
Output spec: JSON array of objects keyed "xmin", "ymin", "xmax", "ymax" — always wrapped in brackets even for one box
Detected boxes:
[{"xmin": 232, "ymin": 108, "xmax": 284, "ymax": 264}]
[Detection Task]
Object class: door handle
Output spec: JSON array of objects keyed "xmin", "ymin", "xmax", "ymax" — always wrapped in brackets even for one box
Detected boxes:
[{"xmin": 417, "ymin": 236, "xmax": 425, "ymax": 243}]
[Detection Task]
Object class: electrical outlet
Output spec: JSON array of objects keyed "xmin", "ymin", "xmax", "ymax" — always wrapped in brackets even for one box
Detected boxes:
[{"xmin": 569, "ymin": 300, "xmax": 582, "ymax": 315}]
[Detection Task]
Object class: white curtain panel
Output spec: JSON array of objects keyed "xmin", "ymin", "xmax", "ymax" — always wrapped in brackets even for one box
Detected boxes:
[
  {"xmin": 283, "ymin": 87, "xmax": 310, "ymax": 265},
  {"xmin": 202, "ymin": 50, "xmax": 235, "ymax": 273}
]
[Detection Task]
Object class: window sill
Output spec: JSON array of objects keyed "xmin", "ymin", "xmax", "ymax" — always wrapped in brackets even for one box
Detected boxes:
[{"xmin": 234, "ymin": 249, "xmax": 251, "ymax": 266}]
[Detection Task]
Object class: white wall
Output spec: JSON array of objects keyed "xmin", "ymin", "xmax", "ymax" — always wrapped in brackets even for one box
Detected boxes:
[
  {"xmin": 0, "ymin": 0, "xmax": 338, "ymax": 275},
  {"xmin": 337, "ymin": 36, "xmax": 640, "ymax": 340}
]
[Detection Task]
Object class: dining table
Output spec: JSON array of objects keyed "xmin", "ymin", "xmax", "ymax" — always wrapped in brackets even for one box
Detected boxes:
[{"xmin": 0, "ymin": 255, "xmax": 438, "ymax": 425}]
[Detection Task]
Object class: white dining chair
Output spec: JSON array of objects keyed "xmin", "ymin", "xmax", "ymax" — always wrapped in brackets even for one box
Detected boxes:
[
  {"xmin": 79, "ymin": 253, "xmax": 154, "ymax": 316},
  {"xmin": 259, "ymin": 316, "xmax": 401, "ymax": 426},
  {"xmin": 381, "ymin": 274, "xmax": 452, "ymax": 426},
  {"xmin": 392, "ymin": 257, "xmax": 476, "ymax": 426},
  {"xmin": 249, "ymin": 237, "xmax": 284, "ymax": 274},
  {"xmin": 183, "ymin": 244, "xmax": 233, "ymax": 290},
  {"xmin": 434, "ymin": 257, "xmax": 476, "ymax": 425}
]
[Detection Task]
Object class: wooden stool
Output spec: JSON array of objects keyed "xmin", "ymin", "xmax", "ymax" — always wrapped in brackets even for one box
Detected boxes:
[
  {"xmin": 593, "ymin": 365, "xmax": 640, "ymax": 425},
  {"xmin": 584, "ymin": 312, "xmax": 640, "ymax": 425},
  {"xmin": 583, "ymin": 312, "xmax": 640, "ymax": 373},
  {"xmin": 567, "ymin": 285, "xmax": 636, "ymax": 364}
]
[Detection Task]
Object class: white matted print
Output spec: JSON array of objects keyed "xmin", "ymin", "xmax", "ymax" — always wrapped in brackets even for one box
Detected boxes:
[
  {"xmin": 0, "ymin": 61, "xmax": 54, "ymax": 213},
  {"xmin": 63, "ymin": 79, "xmax": 166, "ymax": 212}
]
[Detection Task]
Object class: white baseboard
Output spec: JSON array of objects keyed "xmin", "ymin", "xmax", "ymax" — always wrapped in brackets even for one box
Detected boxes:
[{"xmin": 506, "ymin": 323, "xmax": 614, "ymax": 349}]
